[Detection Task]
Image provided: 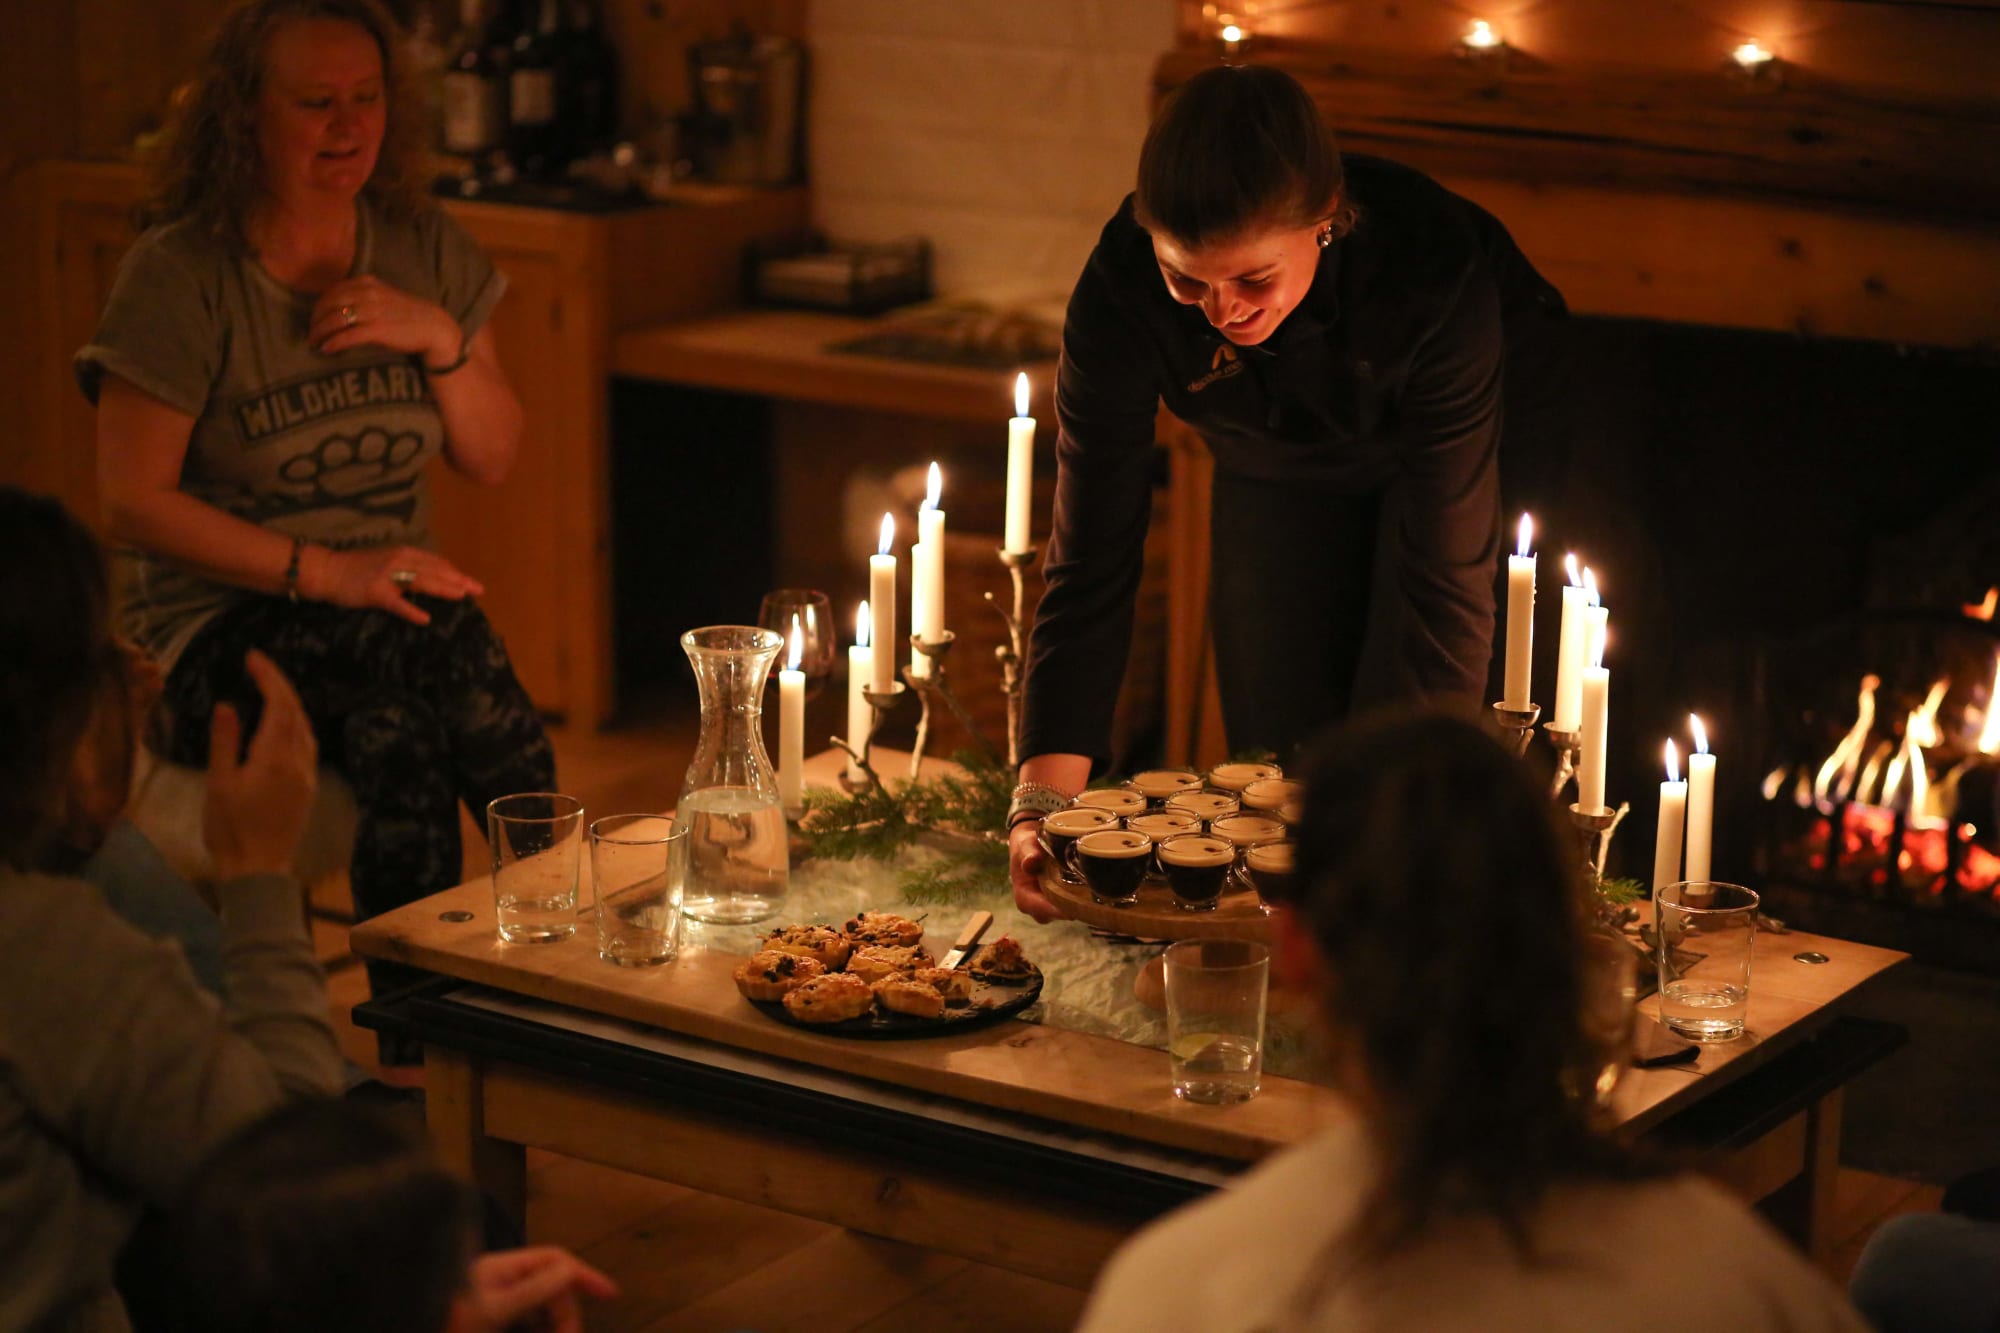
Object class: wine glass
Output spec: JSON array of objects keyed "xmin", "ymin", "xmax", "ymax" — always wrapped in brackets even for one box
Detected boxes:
[{"xmin": 756, "ymin": 589, "xmax": 837, "ymax": 700}]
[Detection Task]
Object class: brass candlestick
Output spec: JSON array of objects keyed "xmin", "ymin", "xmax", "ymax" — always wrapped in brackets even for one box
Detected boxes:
[
  {"xmin": 988, "ymin": 545, "xmax": 1039, "ymax": 771},
  {"xmin": 1544, "ymin": 725, "xmax": 1581, "ymax": 803},
  {"xmin": 1568, "ymin": 800, "xmax": 1630, "ymax": 885},
  {"xmin": 1491, "ymin": 701, "xmax": 1541, "ymax": 759},
  {"xmin": 834, "ymin": 679, "xmax": 908, "ymax": 794},
  {"xmin": 904, "ymin": 631, "xmax": 1006, "ymax": 778}
]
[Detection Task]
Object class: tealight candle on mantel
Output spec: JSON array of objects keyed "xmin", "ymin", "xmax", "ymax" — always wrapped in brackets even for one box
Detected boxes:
[
  {"xmin": 1686, "ymin": 714, "xmax": 1717, "ymax": 882},
  {"xmin": 1655, "ymin": 740, "xmax": 1687, "ymax": 892},
  {"xmin": 846, "ymin": 601, "xmax": 873, "ymax": 783},
  {"xmin": 1552, "ymin": 554, "xmax": 1590, "ymax": 732},
  {"xmin": 1502, "ymin": 513, "xmax": 1535, "ymax": 709},
  {"xmin": 869, "ymin": 514, "xmax": 898, "ymax": 695},
  {"xmin": 1004, "ymin": 373, "xmax": 1035, "ymax": 555},
  {"xmin": 778, "ymin": 616, "xmax": 805, "ymax": 811},
  {"xmin": 910, "ymin": 463, "xmax": 946, "ymax": 679},
  {"xmin": 1578, "ymin": 636, "xmax": 1611, "ymax": 813}
]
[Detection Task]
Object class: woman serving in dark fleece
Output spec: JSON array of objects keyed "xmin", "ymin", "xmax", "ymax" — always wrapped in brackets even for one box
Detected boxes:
[{"xmin": 1006, "ymin": 64, "xmax": 1565, "ymax": 920}]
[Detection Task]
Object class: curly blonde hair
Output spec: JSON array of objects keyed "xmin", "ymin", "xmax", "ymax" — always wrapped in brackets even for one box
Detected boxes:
[{"xmin": 140, "ymin": 0, "xmax": 430, "ymax": 254}]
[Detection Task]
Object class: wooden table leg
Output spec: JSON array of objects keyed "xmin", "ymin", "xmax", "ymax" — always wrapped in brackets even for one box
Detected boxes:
[
  {"xmin": 426, "ymin": 1044, "xmax": 527, "ymax": 1232},
  {"xmin": 1801, "ymin": 1089, "xmax": 1845, "ymax": 1265}
]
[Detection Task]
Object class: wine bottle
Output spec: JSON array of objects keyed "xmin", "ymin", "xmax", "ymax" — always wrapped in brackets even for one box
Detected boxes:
[
  {"xmin": 441, "ymin": 0, "xmax": 508, "ymax": 157},
  {"xmin": 559, "ymin": 0, "xmax": 618, "ymax": 160},
  {"xmin": 508, "ymin": 0, "xmax": 564, "ymax": 178}
]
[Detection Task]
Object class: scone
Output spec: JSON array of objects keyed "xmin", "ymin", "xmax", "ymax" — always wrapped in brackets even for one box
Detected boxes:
[
  {"xmin": 968, "ymin": 936, "xmax": 1037, "ymax": 983},
  {"xmin": 911, "ymin": 966, "xmax": 972, "ymax": 1005},
  {"xmin": 841, "ymin": 911, "xmax": 925, "ymax": 949},
  {"xmin": 872, "ymin": 975, "xmax": 946, "ymax": 1020},
  {"xmin": 733, "ymin": 950, "xmax": 826, "ymax": 1001},
  {"xmin": 846, "ymin": 943, "xmax": 935, "ymax": 985},
  {"xmin": 782, "ymin": 972, "xmax": 875, "ymax": 1024},
  {"xmin": 758, "ymin": 923, "xmax": 853, "ymax": 971}
]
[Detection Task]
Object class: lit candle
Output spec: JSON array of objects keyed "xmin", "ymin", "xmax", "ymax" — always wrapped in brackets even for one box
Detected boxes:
[
  {"xmin": 778, "ymin": 616, "xmax": 805, "ymax": 811},
  {"xmin": 1655, "ymin": 739, "xmax": 1687, "ymax": 892},
  {"xmin": 1004, "ymin": 373, "xmax": 1034, "ymax": 554},
  {"xmin": 910, "ymin": 463, "xmax": 946, "ymax": 679},
  {"xmin": 1552, "ymin": 555, "xmax": 1589, "ymax": 732},
  {"xmin": 1584, "ymin": 567, "xmax": 1608, "ymax": 672},
  {"xmin": 1578, "ymin": 635, "xmax": 1610, "ymax": 812},
  {"xmin": 1464, "ymin": 19, "xmax": 1501, "ymax": 50},
  {"xmin": 1502, "ymin": 513, "xmax": 1535, "ymax": 709},
  {"xmin": 1686, "ymin": 714, "xmax": 1716, "ymax": 882},
  {"xmin": 869, "ymin": 513, "xmax": 897, "ymax": 695},
  {"xmin": 846, "ymin": 601, "xmax": 873, "ymax": 783}
]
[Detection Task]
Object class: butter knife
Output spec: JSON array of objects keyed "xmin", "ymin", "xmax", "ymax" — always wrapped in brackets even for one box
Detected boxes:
[{"xmin": 939, "ymin": 910, "xmax": 994, "ymax": 971}]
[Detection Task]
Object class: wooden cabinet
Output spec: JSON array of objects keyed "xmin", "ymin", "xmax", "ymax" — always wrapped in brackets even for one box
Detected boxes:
[{"xmin": 13, "ymin": 160, "xmax": 806, "ymax": 728}]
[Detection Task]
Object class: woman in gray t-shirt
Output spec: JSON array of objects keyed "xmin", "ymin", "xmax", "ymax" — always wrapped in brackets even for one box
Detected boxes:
[{"xmin": 77, "ymin": 0, "xmax": 555, "ymax": 1061}]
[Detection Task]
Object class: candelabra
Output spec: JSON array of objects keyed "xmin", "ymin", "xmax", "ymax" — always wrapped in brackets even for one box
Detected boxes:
[
  {"xmin": 904, "ymin": 631, "xmax": 1004, "ymax": 777},
  {"xmin": 1490, "ymin": 702, "xmax": 1540, "ymax": 758},
  {"xmin": 987, "ymin": 545, "xmax": 1039, "ymax": 771},
  {"xmin": 1543, "ymin": 725, "xmax": 1581, "ymax": 803},
  {"xmin": 834, "ymin": 679, "xmax": 907, "ymax": 795},
  {"xmin": 1568, "ymin": 800, "xmax": 1629, "ymax": 886}
]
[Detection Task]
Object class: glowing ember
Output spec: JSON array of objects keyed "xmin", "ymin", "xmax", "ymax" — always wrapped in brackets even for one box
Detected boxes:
[
  {"xmin": 1813, "ymin": 675, "xmax": 1879, "ymax": 806},
  {"xmin": 1966, "ymin": 587, "xmax": 1998, "ymax": 622},
  {"xmin": 1981, "ymin": 656, "xmax": 2000, "ymax": 755}
]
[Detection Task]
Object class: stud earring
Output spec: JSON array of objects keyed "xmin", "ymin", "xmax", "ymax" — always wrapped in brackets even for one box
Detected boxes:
[{"xmin": 1316, "ymin": 225, "xmax": 1333, "ymax": 249}]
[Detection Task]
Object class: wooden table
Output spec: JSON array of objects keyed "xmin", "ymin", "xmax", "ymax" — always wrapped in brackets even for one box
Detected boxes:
[{"xmin": 352, "ymin": 756, "xmax": 1906, "ymax": 1284}]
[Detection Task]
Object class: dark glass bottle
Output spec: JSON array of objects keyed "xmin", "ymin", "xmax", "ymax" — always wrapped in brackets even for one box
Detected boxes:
[
  {"xmin": 508, "ymin": 0, "xmax": 565, "ymax": 178},
  {"xmin": 441, "ymin": 0, "xmax": 509, "ymax": 157},
  {"xmin": 559, "ymin": 0, "xmax": 618, "ymax": 160}
]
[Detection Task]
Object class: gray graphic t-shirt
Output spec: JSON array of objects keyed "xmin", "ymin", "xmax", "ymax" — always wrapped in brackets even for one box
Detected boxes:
[{"xmin": 75, "ymin": 199, "xmax": 504, "ymax": 667}]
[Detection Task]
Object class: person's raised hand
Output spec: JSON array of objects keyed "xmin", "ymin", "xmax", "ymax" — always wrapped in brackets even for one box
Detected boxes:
[
  {"xmin": 302, "ymin": 544, "xmax": 483, "ymax": 626},
  {"xmin": 457, "ymin": 1246, "xmax": 619, "ymax": 1333},
  {"xmin": 1009, "ymin": 819, "xmax": 1064, "ymax": 923},
  {"xmin": 204, "ymin": 650, "xmax": 317, "ymax": 882},
  {"xmin": 309, "ymin": 275, "xmax": 460, "ymax": 366}
]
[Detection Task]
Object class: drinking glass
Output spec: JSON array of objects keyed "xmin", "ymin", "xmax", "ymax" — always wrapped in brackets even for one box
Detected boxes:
[
  {"xmin": 487, "ymin": 793, "xmax": 585, "ymax": 944},
  {"xmin": 1163, "ymin": 939, "xmax": 1269, "ymax": 1104},
  {"xmin": 1580, "ymin": 930, "xmax": 1640, "ymax": 1112},
  {"xmin": 591, "ymin": 814, "xmax": 688, "ymax": 967},
  {"xmin": 757, "ymin": 589, "xmax": 837, "ymax": 700},
  {"xmin": 1656, "ymin": 881, "xmax": 1759, "ymax": 1041}
]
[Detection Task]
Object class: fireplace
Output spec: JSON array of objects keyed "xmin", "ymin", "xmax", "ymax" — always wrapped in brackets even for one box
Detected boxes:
[{"xmin": 1546, "ymin": 315, "xmax": 2000, "ymax": 964}]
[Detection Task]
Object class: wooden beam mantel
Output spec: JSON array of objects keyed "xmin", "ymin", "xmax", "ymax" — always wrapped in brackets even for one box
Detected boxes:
[{"xmin": 1153, "ymin": 45, "xmax": 2000, "ymax": 349}]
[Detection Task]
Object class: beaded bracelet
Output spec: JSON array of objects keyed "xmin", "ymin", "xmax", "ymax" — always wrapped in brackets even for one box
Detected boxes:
[{"xmin": 283, "ymin": 535, "xmax": 306, "ymax": 603}]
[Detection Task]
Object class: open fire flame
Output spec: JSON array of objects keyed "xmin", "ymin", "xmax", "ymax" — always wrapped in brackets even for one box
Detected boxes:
[{"xmin": 1763, "ymin": 588, "xmax": 2000, "ymax": 904}]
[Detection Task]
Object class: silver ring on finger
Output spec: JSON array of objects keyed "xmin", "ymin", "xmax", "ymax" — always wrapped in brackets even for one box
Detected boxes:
[
  {"xmin": 390, "ymin": 568, "xmax": 417, "ymax": 589},
  {"xmin": 340, "ymin": 304, "xmax": 358, "ymax": 327}
]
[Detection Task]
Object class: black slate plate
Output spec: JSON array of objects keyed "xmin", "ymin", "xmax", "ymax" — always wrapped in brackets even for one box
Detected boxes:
[{"xmin": 747, "ymin": 966, "xmax": 1043, "ymax": 1039}]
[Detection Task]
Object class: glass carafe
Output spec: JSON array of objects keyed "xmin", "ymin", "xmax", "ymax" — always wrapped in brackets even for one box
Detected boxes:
[{"xmin": 673, "ymin": 625, "xmax": 790, "ymax": 924}]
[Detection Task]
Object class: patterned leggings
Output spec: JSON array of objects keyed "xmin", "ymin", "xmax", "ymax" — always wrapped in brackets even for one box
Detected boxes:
[{"xmin": 160, "ymin": 594, "xmax": 556, "ymax": 1004}]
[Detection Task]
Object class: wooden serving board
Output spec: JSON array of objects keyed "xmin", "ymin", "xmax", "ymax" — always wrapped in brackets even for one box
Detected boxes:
[{"xmin": 1041, "ymin": 862, "xmax": 1274, "ymax": 942}]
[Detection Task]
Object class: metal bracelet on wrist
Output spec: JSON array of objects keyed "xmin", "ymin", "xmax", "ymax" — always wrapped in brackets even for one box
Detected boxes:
[{"xmin": 1006, "ymin": 786, "xmax": 1070, "ymax": 830}]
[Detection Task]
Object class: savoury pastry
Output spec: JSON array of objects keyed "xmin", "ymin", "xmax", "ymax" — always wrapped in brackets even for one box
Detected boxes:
[
  {"xmin": 841, "ymin": 911, "xmax": 925, "ymax": 949},
  {"xmin": 911, "ymin": 966, "xmax": 972, "ymax": 1005},
  {"xmin": 782, "ymin": 972, "xmax": 876, "ymax": 1023},
  {"xmin": 758, "ymin": 923, "xmax": 853, "ymax": 971},
  {"xmin": 845, "ymin": 943, "xmax": 935, "ymax": 985},
  {"xmin": 872, "ymin": 975, "xmax": 947, "ymax": 1020},
  {"xmin": 733, "ymin": 950, "xmax": 826, "ymax": 1001},
  {"xmin": 968, "ymin": 936, "xmax": 1037, "ymax": 983}
]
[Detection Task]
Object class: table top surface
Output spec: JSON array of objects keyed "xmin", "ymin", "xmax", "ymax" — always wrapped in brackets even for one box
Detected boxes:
[{"xmin": 352, "ymin": 751, "xmax": 1907, "ymax": 1164}]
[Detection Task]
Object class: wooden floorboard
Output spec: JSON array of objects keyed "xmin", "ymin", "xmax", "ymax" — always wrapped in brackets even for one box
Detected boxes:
[
  {"xmin": 853, "ymin": 1262, "xmax": 1091, "ymax": 1333},
  {"xmin": 576, "ymin": 1192, "xmax": 833, "ymax": 1333},
  {"xmin": 635, "ymin": 1229, "xmax": 971, "ymax": 1333}
]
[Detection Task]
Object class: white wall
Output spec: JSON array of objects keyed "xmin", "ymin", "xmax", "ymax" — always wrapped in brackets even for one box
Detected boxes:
[{"xmin": 807, "ymin": 0, "xmax": 1175, "ymax": 307}]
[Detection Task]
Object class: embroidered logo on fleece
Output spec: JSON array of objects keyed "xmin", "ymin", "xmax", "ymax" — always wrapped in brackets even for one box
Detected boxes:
[{"xmin": 1186, "ymin": 344, "xmax": 1244, "ymax": 393}]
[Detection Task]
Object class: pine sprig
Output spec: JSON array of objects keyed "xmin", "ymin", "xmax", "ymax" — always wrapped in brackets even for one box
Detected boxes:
[
  {"xmin": 897, "ymin": 838, "xmax": 1012, "ymax": 907},
  {"xmin": 795, "ymin": 750, "xmax": 1012, "ymax": 866}
]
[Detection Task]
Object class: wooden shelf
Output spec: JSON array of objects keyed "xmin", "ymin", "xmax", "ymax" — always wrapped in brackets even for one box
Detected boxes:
[{"xmin": 613, "ymin": 309, "xmax": 1056, "ymax": 423}]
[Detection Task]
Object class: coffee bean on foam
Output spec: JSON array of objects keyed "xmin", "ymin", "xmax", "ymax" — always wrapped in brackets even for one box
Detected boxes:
[
  {"xmin": 1158, "ymin": 834, "xmax": 1234, "ymax": 867},
  {"xmin": 1077, "ymin": 829, "xmax": 1150, "ymax": 857},
  {"xmin": 1075, "ymin": 788, "xmax": 1147, "ymax": 818},
  {"xmin": 1207, "ymin": 761, "xmax": 1283, "ymax": 793},
  {"xmin": 1212, "ymin": 813, "xmax": 1286, "ymax": 847},
  {"xmin": 1044, "ymin": 806, "xmax": 1116, "ymax": 837},
  {"xmin": 1129, "ymin": 811, "xmax": 1201, "ymax": 842}
]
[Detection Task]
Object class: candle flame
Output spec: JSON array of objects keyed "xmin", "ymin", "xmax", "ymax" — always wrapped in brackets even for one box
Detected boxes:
[
  {"xmin": 1014, "ymin": 372, "xmax": 1030, "ymax": 419},
  {"xmin": 1967, "ymin": 587, "xmax": 1998, "ymax": 621},
  {"xmin": 1732, "ymin": 39, "xmax": 1773, "ymax": 68},
  {"xmin": 1220, "ymin": 22, "xmax": 1242, "ymax": 42},
  {"xmin": 1582, "ymin": 566, "xmax": 1599, "ymax": 606},
  {"xmin": 856, "ymin": 600, "xmax": 871, "ymax": 648},
  {"xmin": 1515, "ymin": 513, "xmax": 1532, "ymax": 559},
  {"xmin": 1665, "ymin": 739, "xmax": 1680, "ymax": 783},
  {"xmin": 1690, "ymin": 714, "xmax": 1709, "ymax": 756},
  {"xmin": 924, "ymin": 461, "xmax": 942, "ymax": 512},
  {"xmin": 1565, "ymin": 553, "xmax": 1581, "ymax": 587},
  {"xmin": 1464, "ymin": 19, "xmax": 1501, "ymax": 49},
  {"xmin": 787, "ymin": 614, "xmax": 803, "ymax": 671},
  {"xmin": 877, "ymin": 512, "xmax": 895, "ymax": 557}
]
